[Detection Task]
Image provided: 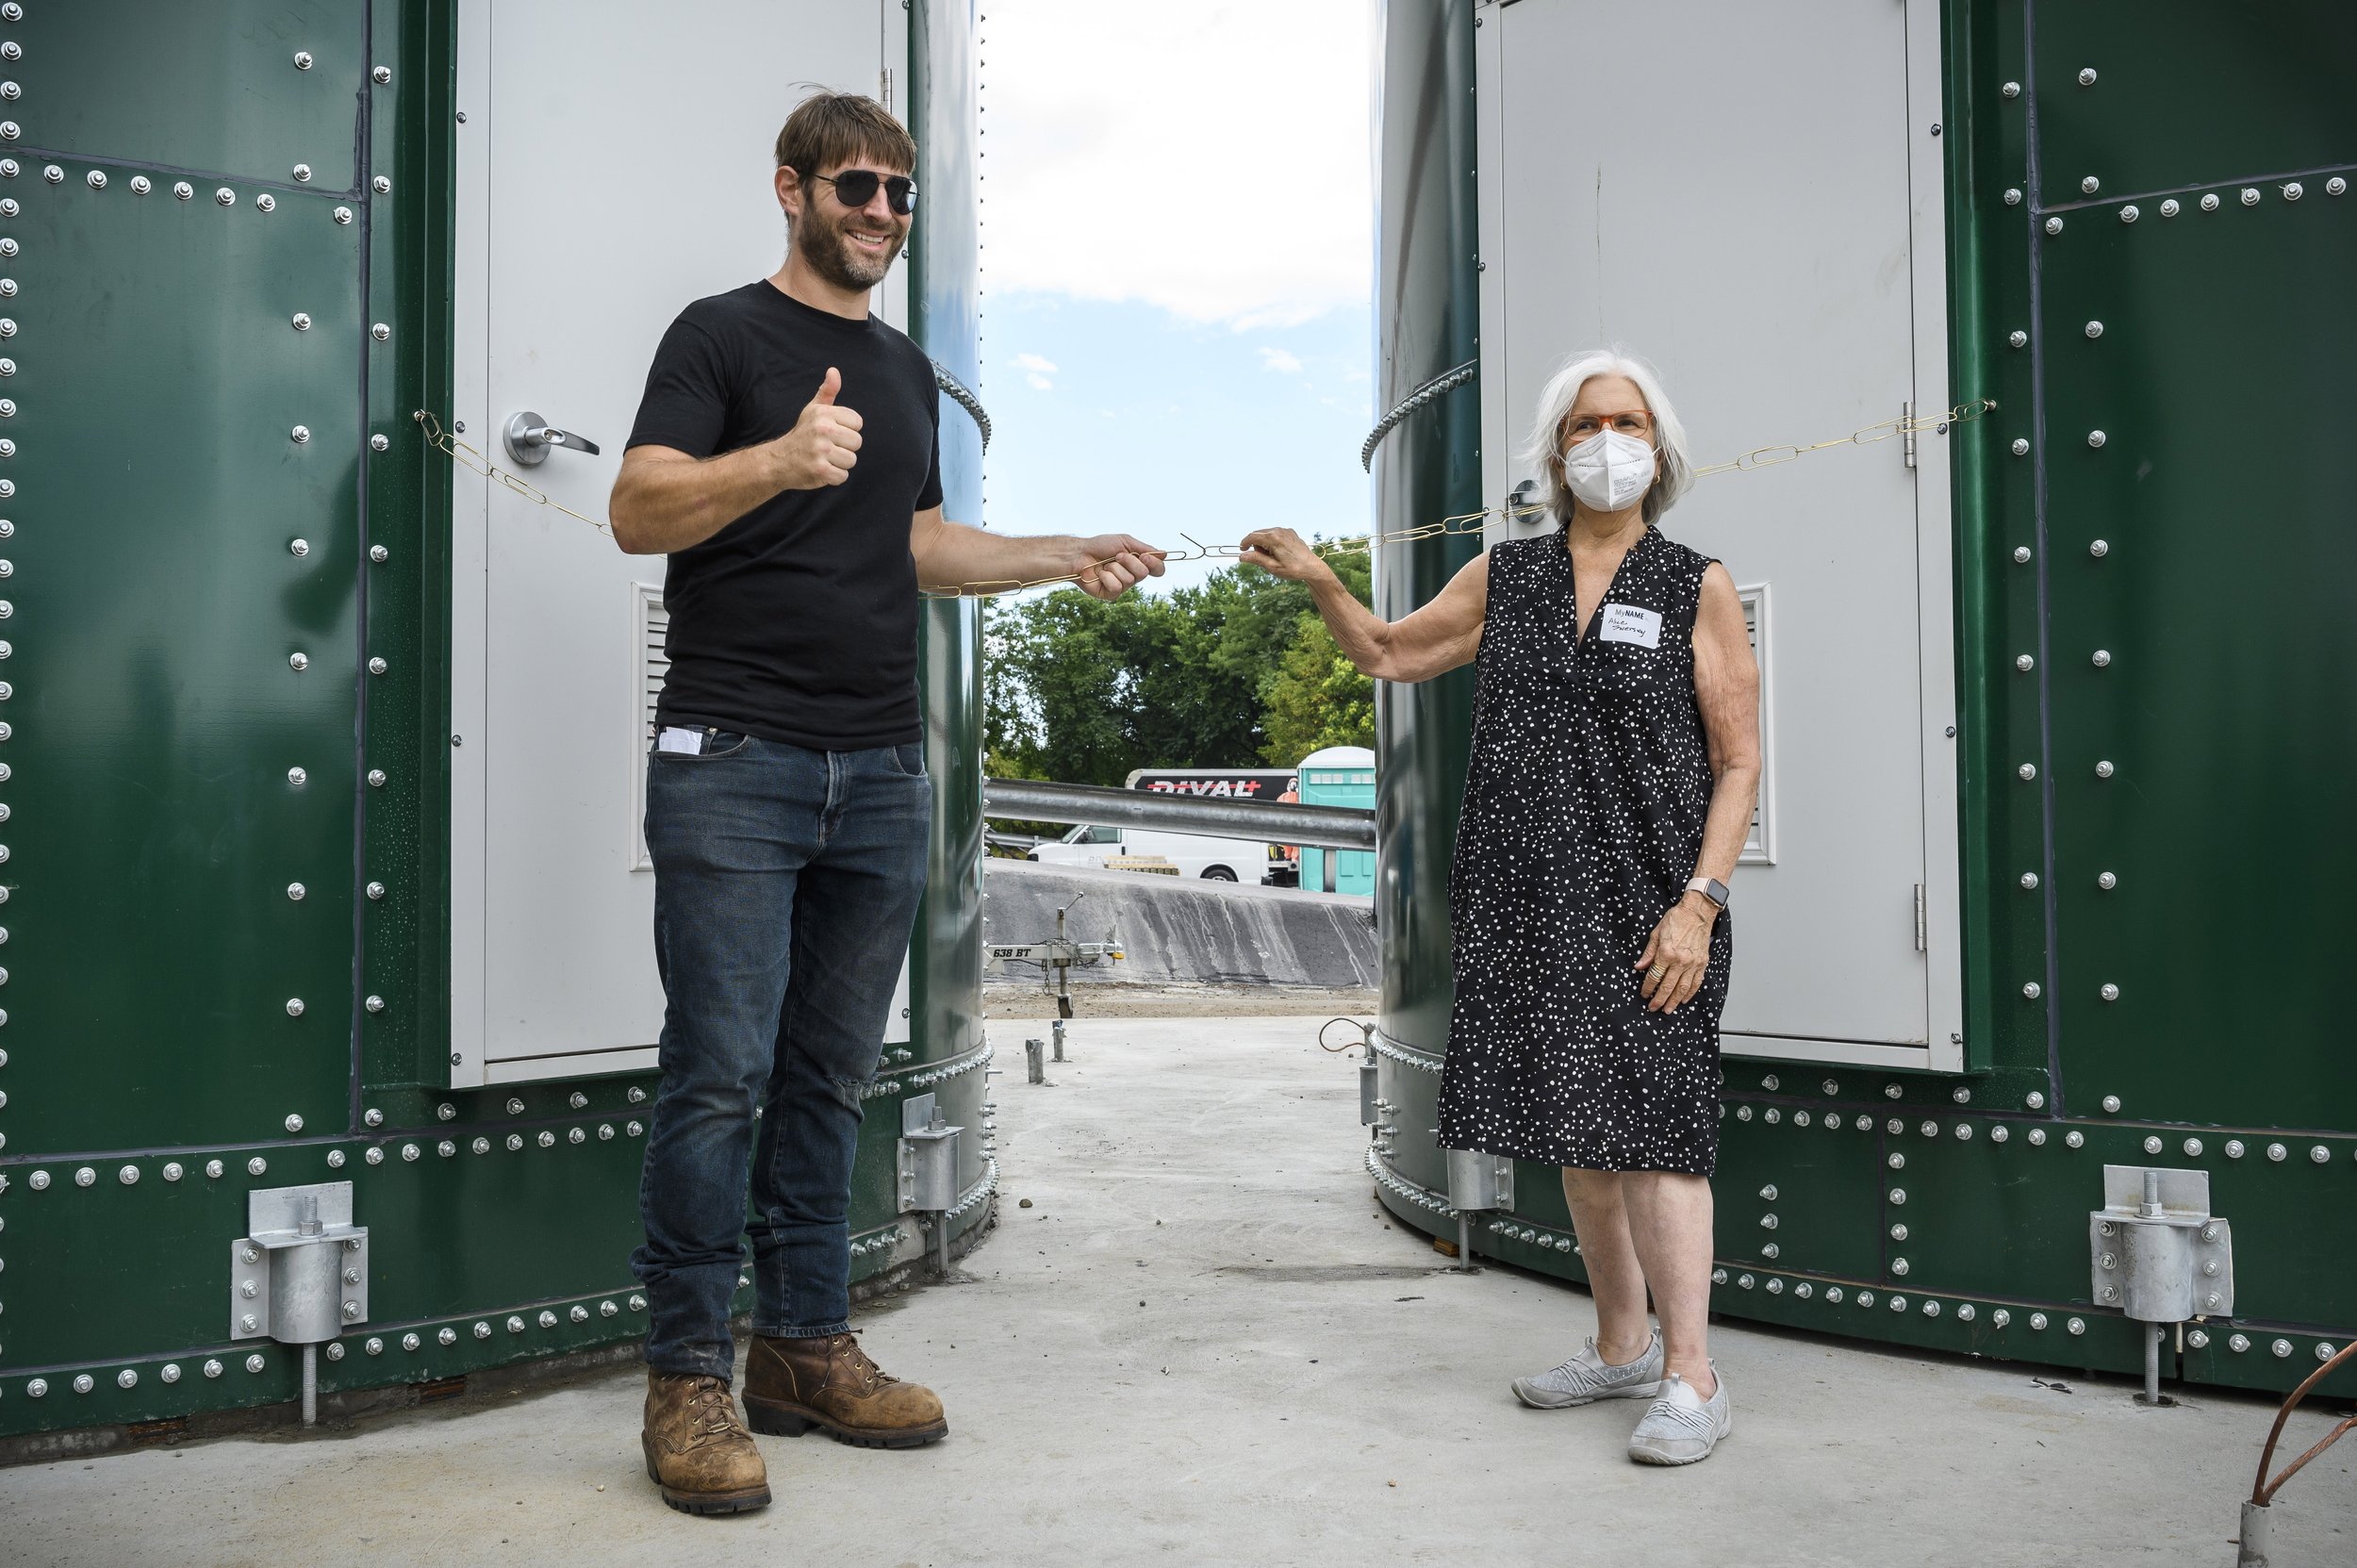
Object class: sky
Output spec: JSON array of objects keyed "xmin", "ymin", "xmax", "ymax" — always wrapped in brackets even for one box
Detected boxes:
[{"xmin": 970, "ymin": 2, "xmax": 1376, "ymax": 593}]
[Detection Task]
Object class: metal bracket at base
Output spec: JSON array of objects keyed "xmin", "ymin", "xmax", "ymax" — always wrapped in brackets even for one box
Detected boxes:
[
  {"xmin": 1446, "ymin": 1148, "xmax": 1514, "ymax": 1213},
  {"xmin": 1442, "ymin": 1149, "xmax": 1514, "ymax": 1273},
  {"xmin": 897, "ymin": 1092, "xmax": 962, "ymax": 1215},
  {"xmin": 230, "ymin": 1181, "xmax": 369, "ymax": 1344},
  {"xmin": 2090, "ymin": 1164, "xmax": 2233, "ymax": 1321}
]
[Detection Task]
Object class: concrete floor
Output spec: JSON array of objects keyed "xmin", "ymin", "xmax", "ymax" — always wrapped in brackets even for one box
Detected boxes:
[{"xmin": 6, "ymin": 1015, "xmax": 2351, "ymax": 1568}]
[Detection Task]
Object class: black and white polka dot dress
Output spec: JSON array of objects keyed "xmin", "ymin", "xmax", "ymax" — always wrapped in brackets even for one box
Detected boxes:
[{"xmin": 1436, "ymin": 525, "xmax": 1731, "ymax": 1177}]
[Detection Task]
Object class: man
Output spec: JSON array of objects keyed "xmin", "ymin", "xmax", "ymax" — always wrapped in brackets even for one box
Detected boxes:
[{"xmin": 611, "ymin": 91, "xmax": 1161, "ymax": 1516}]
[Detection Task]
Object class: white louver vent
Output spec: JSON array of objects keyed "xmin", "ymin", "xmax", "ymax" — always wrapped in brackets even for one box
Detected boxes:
[
  {"xmin": 633, "ymin": 586, "xmax": 669, "ymax": 870},
  {"xmin": 642, "ymin": 594, "xmax": 670, "ymax": 739},
  {"xmin": 1739, "ymin": 584, "xmax": 1774, "ymax": 864}
]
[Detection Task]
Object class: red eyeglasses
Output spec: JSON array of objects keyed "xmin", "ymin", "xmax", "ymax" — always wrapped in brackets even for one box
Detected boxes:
[{"xmin": 1560, "ymin": 409, "xmax": 1656, "ymax": 442}]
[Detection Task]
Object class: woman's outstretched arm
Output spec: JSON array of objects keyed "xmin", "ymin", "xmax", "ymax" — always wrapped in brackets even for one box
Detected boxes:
[{"xmin": 1239, "ymin": 527, "xmax": 1489, "ymax": 683}]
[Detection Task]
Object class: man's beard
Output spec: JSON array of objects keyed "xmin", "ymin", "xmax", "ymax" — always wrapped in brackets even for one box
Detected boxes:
[{"xmin": 799, "ymin": 206, "xmax": 903, "ymax": 292}]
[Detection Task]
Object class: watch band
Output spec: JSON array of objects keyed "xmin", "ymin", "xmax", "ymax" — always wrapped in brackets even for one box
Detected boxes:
[{"xmin": 1685, "ymin": 876, "xmax": 1729, "ymax": 911}]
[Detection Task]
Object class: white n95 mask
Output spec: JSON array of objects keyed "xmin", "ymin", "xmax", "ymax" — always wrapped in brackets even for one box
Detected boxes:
[{"xmin": 1560, "ymin": 428, "xmax": 1658, "ymax": 513}]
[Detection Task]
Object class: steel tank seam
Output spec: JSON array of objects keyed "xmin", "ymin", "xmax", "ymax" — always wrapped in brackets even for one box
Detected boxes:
[
  {"xmin": 0, "ymin": 1286, "xmax": 648, "ymax": 1380},
  {"xmin": 1362, "ymin": 1161, "xmax": 2342, "ymax": 1342},
  {"xmin": 2034, "ymin": 158, "xmax": 2357, "ymax": 215},
  {"xmin": 1368, "ymin": 1026, "xmax": 1443, "ymax": 1075},
  {"xmin": 1, "ymin": 1133, "xmax": 361, "ymax": 1167},
  {"xmin": 0, "ymin": 145, "xmax": 368, "ymax": 201},
  {"xmin": 1722, "ymin": 1098, "xmax": 2344, "ymax": 1139},
  {"xmin": 1366, "ymin": 1146, "xmax": 1459, "ymax": 1217},
  {"xmin": 351, "ymin": 8, "xmax": 385, "ymax": 1144},
  {"xmin": 864, "ymin": 1038, "xmax": 995, "ymax": 1098}
]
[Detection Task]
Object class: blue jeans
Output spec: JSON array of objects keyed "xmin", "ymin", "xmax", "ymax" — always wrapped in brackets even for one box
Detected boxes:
[{"xmin": 633, "ymin": 733, "xmax": 931, "ymax": 1380}]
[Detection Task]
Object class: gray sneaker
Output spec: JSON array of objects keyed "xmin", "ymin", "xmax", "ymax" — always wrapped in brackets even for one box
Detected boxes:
[
  {"xmin": 1626, "ymin": 1368, "xmax": 1731, "ymax": 1465},
  {"xmin": 1511, "ymin": 1333, "xmax": 1664, "ymax": 1410}
]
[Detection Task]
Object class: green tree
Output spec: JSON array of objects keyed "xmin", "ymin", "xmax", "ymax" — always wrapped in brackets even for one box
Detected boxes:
[
  {"xmin": 1260, "ymin": 611, "xmax": 1377, "ymax": 764},
  {"xmin": 981, "ymin": 540, "xmax": 1375, "ymax": 784}
]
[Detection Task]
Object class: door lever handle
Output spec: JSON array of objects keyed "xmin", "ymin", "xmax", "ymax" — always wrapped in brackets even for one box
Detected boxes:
[{"xmin": 503, "ymin": 409, "xmax": 602, "ymax": 467}]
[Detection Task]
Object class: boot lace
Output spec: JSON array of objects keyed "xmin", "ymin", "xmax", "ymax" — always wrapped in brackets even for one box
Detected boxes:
[
  {"xmin": 680, "ymin": 1376, "xmax": 750, "ymax": 1444},
  {"xmin": 833, "ymin": 1333, "xmax": 899, "ymax": 1393}
]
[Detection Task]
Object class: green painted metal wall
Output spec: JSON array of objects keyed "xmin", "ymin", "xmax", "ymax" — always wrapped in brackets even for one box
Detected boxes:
[
  {"xmin": 1371, "ymin": 0, "xmax": 1483, "ymax": 1064},
  {"xmin": 1367, "ymin": 0, "xmax": 2356, "ymax": 1396},
  {"xmin": 910, "ymin": 0, "xmax": 990, "ymax": 1103},
  {"xmin": 0, "ymin": 0, "xmax": 989, "ymax": 1442}
]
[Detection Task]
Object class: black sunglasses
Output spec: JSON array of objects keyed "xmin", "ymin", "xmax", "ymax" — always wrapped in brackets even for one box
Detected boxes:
[{"xmin": 807, "ymin": 169, "xmax": 917, "ymax": 216}]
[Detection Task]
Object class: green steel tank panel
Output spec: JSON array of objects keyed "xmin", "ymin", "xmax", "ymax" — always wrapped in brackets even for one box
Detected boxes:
[
  {"xmin": 901, "ymin": 0, "xmax": 994, "ymax": 1238},
  {"xmin": 2025, "ymin": 5, "xmax": 2357, "ymax": 196},
  {"xmin": 2037, "ymin": 198, "xmax": 2357, "ymax": 1131},
  {"xmin": 1370, "ymin": 0, "xmax": 1482, "ymax": 1057},
  {"xmin": 1367, "ymin": 0, "xmax": 2357, "ymax": 1398},
  {"xmin": 910, "ymin": 0, "xmax": 989, "ymax": 1082},
  {"xmin": 360, "ymin": 0, "xmax": 455, "ymax": 1098},
  {"xmin": 11, "ymin": 3, "xmax": 368, "ymax": 186},
  {"xmin": 8, "ymin": 165, "xmax": 362, "ymax": 1152},
  {"xmin": 0, "ymin": 0, "xmax": 990, "ymax": 1444}
]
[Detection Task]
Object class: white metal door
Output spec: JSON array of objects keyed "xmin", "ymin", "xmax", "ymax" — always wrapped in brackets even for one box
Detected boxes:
[
  {"xmin": 451, "ymin": 0, "xmax": 905, "ymax": 1084},
  {"xmin": 1475, "ymin": 0, "xmax": 1961, "ymax": 1070}
]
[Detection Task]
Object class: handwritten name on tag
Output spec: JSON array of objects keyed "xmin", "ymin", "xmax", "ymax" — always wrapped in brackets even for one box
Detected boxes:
[{"xmin": 1597, "ymin": 602, "xmax": 1663, "ymax": 649}]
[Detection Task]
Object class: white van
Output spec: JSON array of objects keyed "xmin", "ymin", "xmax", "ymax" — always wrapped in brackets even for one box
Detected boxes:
[{"xmin": 1027, "ymin": 824, "xmax": 1266, "ymax": 883}]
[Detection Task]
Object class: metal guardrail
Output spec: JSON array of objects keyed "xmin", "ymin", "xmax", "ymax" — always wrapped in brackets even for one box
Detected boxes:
[{"xmin": 981, "ymin": 778, "xmax": 1376, "ymax": 851}]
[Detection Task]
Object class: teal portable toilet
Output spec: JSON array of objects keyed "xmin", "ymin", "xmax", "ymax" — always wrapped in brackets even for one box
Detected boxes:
[{"xmin": 1296, "ymin": 745, "xmax": 1376, "ymax": 895}]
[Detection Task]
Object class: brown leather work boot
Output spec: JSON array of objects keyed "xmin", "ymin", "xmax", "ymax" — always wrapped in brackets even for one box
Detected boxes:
[
  {"xmin": 742, "ymin": 1331, "xmax": 948, "ymax": 1448},
  {"xmin": 640, "ymin": 1371, "xmax": 771, "ymax": 1515}
]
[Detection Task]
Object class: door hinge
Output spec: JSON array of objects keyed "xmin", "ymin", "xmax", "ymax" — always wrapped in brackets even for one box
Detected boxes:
[
  {"xmin": 1903, "ymin": 401, "xmax": 1918, "ymax": 469},
  {"xmin": 1914, "ymin": 883, "xmax": 1927, "ymax": 951}
]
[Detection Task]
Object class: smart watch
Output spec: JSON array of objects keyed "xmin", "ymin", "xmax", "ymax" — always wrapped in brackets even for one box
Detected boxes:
[{"xmin": 1685, "ymin": 876, "xmax": 1729, "ymax": 912}]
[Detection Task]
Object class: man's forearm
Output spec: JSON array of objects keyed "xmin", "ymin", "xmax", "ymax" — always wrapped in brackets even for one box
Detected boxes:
[
  {"xmin": 914, "ymin": 518, "xmax": 1092, "ymax": 593},
  {"xmin": 610, "ymin": 444, "xmax": 792, "ymax": 555}
]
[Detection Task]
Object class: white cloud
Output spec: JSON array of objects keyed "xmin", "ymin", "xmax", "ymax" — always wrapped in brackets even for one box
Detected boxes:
[
  {"xmin": 1013, "ymin": 353, "xmax": 1059, "ymax": 373},
  {"xmin": 1259, "ymin": 347, "xmax": 1304, "ymax": 374},
  {"xmin": 1026, "ymin": 372, "xmax": 1054, "ymax": 391},
  {"xmin": 980, "ymin": 2, "xmax": 1373, "ymax": 326}
]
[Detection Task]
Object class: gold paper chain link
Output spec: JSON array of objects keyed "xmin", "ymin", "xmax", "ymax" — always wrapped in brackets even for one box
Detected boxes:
[
  {"xmin": 415, "ymin": 397, "xmax": 1995, "ymax": 597},
  {"xmin": 1688, "ymin": 397, "xmax": 1998, "ymax": 477},
  {"xmin": 416, "ymin": 410, "xmax": 611, "ymax": 535}
]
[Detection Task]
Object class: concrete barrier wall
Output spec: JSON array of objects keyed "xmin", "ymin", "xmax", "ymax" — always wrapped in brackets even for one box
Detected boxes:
[{"xmin": 983, "ymin": 859, "xmax": 1378, "ymax": 990}]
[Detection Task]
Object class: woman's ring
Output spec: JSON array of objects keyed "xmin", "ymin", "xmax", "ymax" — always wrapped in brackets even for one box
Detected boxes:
[{"xmin": 1645, "ymin": 965, "xmax": 1667, "ymax": 983}]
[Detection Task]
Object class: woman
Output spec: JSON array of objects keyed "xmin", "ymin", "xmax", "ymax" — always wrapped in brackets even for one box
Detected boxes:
[{"xmin": 1242, "ymin": 351, "xmax": 1761, "ymax": 1467}]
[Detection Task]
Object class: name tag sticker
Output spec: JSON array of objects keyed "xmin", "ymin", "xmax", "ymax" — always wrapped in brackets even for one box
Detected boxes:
[
  {"xmin": 657, "ymin": 726, "xmax": 702, "ymax": 754},
  {"xmin": 1597, "ymin": 602, "xmax": 1663, "ymax": 649}
]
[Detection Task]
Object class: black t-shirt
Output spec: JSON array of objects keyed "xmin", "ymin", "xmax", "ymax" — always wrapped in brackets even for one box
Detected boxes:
[{"xmin": 626, "ymin": 280, "xmax": 942, "ymax": 751}]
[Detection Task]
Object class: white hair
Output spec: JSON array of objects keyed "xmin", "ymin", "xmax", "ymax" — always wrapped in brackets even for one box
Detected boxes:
[{"xmin": 1518, "ymin": 349, "xmax": 1694, "ymax": 525}]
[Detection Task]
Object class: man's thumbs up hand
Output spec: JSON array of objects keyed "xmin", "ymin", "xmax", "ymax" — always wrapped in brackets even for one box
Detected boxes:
[{"xmin": 772, "ymin": 366, "xmax": 863, "ymax": 489}]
